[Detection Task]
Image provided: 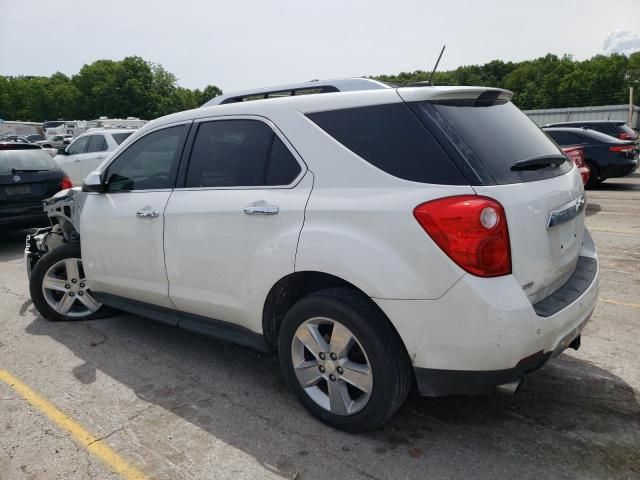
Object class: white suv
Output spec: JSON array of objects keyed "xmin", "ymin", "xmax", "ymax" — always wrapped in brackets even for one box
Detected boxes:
[
  {"xmin": 26, "ymin": 86, "xmax": 599, "ymax": 431},
  {"xmin": 53, "ymin": 129, "xmax": 134, "ymax": 186}
]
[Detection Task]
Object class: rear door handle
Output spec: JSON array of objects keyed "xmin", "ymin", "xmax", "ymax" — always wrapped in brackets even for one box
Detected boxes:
[
  {"xmin": 244, "ymin": 201, "xmax": 279, "ymax": 215},
  {"xmin": 136, "ymin": 209, "xmax": 160, "ymax": 218}
]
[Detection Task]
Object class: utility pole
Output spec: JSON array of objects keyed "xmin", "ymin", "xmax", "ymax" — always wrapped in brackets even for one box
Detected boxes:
[{"xmin": 629, "ymin": 87, "xmax": 634, "ymax": 126}]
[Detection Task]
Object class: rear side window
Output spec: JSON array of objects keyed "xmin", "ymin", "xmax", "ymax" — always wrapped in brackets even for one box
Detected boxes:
[
  {"xmin": 185, "ymin": 120, "xmax": 301, "ymax": 188},
  {"xmin": 112, "ymin": 132, "xmax": 133, "ymax": 145},
  {"xmin": 0, "ymin": 149, "xmax": 57, "ymax": 173},
  {"xmin": 413, "ymin": 99, "xmax": 572, "ymax": 185},
  {"xmin": 306, "ymin": 103, "xmax": 466, "ymax": 185}
]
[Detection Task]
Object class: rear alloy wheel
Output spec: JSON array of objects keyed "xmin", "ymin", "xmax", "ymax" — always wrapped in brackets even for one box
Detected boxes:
[
  {"xmin": 279, "ymin": 288, "xmax": 412, "ymax": 431},
  {"xmin": 30, "ymin": 243, "xmax": 113, "ymax": 321},
  {"xmin": 291, "ymin": 317, "xmax": 373, "ymax": 416}
]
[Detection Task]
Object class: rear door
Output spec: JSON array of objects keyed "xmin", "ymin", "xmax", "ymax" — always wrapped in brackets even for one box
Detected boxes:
[
  {"xmin": 403, "ymin": 90, "xmax": 585, "ymax": 304},
  {"xmin": 81, "ymin": 123, "xmax": 189, "ymax": 310},
  {"xmin": 164, "ymin": 117, "xmax": 311, "ymax": 332}
]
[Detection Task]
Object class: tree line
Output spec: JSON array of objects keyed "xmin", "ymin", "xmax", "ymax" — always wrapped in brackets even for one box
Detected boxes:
[
  {"xmin": 374, "ymin": 52, "xmax": 639, "ymax": 110},
  {"xmin": 1, "ymin": 52, "xmax": 638, "ymax": 123},
  {"xmin": 0, "ymin": 56, "xmax": 222, "ymax": 122}
]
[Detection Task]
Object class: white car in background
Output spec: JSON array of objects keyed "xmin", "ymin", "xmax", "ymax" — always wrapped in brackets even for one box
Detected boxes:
[{"xmin": 53, "ymin": 129, "xmax": 134, "ymax": 185}]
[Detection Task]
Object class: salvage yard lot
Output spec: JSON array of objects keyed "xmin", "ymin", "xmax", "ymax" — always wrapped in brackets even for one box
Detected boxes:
[{"xmin": 1, "ymin": 175, "xmax": 639, "ymax": 480}]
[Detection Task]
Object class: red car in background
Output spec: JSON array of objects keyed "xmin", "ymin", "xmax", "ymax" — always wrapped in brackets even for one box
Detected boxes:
[{"xmin": 562, "ymin": 146, "xmax": 590, "ymax": 186}]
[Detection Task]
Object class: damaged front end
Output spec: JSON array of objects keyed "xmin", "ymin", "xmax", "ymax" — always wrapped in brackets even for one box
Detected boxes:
[{"xmin": 25, "ymin": 188, "xmax": 88, "ymax": 277}]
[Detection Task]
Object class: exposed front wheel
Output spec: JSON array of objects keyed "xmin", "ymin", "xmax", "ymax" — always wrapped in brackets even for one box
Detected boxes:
[
  {"xmin": 29, "ymin": 243, "xmax": 113, "ymax": 321},
  {"xmin": 278, "ymin": 288, "xmax": 412, "ymax": 431}
]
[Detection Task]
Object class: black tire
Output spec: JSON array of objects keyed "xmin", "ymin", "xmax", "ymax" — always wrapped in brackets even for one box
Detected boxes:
[
  {"xmin": 278, "ymin": 287, "xmax": 413, "ymax": 431},
  {"xmin": 585, "ymin": 161, "xmax": 599, "ymax": 189},
  {"xmin": 29, "ymin": 242, "xmax": 114, "ymax": 322}
]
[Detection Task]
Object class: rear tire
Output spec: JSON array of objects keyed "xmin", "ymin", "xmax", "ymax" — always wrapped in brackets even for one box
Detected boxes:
[
  {"xmin": 29, "ymin": 243, "xmax": 114, "ymax": 322},
  {"xmin": 278, "ymin": 287, "xmax": 412, "ymax": 431},
  {"xmin": 585, "ymin": 161, "xmax": 599, "ymax": 189}
]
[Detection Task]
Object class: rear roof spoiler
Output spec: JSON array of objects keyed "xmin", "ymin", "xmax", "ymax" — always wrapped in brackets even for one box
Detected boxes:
[{"xmin": 397, "ymin": 86, "xmax": 513, "ymax": 103}]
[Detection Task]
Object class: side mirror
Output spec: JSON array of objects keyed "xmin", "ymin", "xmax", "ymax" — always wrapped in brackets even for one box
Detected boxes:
[
  {"xmin": 58, "ymin": 148, "xmax": 68, "ymax": 155},
  {"xmin": 82, "ymin": 171, "xmax": 106, "ymax": 193}
]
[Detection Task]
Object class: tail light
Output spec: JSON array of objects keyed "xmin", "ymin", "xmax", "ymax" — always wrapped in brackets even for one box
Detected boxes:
[
  {"xmin": 413, "ymin": 195, "xmax": 511, "ymax": 277},
  {"xmin": 59, "ymin": 175, "xmax": 73, "ymax": 190},
  {"xmin": 609, "ymin": 145, "xmax": 635, "ymax": 152}
]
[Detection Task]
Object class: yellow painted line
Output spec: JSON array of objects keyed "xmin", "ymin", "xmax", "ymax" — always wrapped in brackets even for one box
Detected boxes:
[
  {"xmin": 589, "ymin": 227, "xmax": 638, "ymax": 235},
  {"xmin": 600, "ymin": 298, "xmax": 640, "ymax": 309},
  {"xmin": 0, "ymin": 369, "xmax": 148, "ymax": 480}
]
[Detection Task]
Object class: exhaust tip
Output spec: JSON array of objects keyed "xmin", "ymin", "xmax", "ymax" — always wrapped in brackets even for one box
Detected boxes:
[{"xmin": 496, "ymin": 379, "xmax": 522, "ymax": 396}]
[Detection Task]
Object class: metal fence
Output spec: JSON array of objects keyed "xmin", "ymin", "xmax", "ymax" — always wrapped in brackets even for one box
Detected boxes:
[{"xmin": 524, "ymin": 104, "xmax": 639, "ymax": 129}]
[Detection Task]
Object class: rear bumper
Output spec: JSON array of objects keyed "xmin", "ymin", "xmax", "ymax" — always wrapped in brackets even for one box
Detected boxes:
[
  {"xmin": 0, "ymin": 203, "xmax": 48, "ymax": 228},
  {"xmin": 375, "ymin": 229, "xmax": 599, "ymax": 397},
  {"xmin": 600, "ymin": 159, "xmax": 638, "ymax": 178}
]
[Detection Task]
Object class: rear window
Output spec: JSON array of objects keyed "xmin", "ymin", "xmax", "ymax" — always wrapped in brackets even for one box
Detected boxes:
[
  {"xmin": 112, "ymin": 132, "xmax": 133, "ymax": 145},
  {"xmin": 0, "ymin": 149, "xmax": 57, "ymax": 173},
  {"xmin": 306, "ymin": 103, "xmax": 467, "ymax": 185},
  {"xmin": 412, "ymin": 99, "xmax": 572, "ymax": 185}
]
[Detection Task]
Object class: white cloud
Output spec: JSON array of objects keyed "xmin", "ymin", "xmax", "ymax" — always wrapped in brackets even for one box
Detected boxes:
[{"xmin": 603, "ymin": 30, "xmax": 640, "ymax": 55}]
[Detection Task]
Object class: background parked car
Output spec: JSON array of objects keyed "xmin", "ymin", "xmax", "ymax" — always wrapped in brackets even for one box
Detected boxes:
[
  {"xmin": 0, "ymin": 135, "xmax": 31, "ymax": 144},
  {"xmin": 544, "ymin": 127, "xmax": 638, "ymax": 188},
  {"xmin": 53, "ymin": 129, "xmax": 134, "ymax": 185},
  {"xmin": 543, "ymin": 120, "xmax": 639, "ymax": 142},
  {"xmin": 562, "ymin": 146, "xmax": 589, "ymax": 186},
  {"xmin": 47, "ymin": 134, "xmax": 75, "ymax": 149},
  {"xmin": 0, "ymin": 142, "xmax": 71, "ymax": 229}
]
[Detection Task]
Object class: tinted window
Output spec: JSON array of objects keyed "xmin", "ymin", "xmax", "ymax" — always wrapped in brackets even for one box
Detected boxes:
[
  {"xmin": 67, "ymin": 136, "xmax": 89, "ymax": 155},
  {"xmin": 545, "ymin": 130, "xmax": 585, "ymax": 146},
  {"xmin": 0, "ymin": 149, "xmax": 57, "ymax": 173},
  {"xmin": 105, "ymin": 126, "xmax": 186, "ymax": 192},
  {"xmin": 307, "ymin": 103, "xmax": 466, "ymax": 184},
  {"xmin": 185, "ymin": 120, "xmax": 301, "ymax": 188},
  {"xmin": 87, "ymin": 135, "xmax": 108, "ymax": 153},
  {"xmin": 413, "ymin": 100, "xmax": 572, "ymax": 185},
  {"xmin": 112, "ymin": 132, "xmax": 133, "ymax": 145}
]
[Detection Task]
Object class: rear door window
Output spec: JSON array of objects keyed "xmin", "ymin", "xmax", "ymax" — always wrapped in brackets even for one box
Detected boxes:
[
  {"xmin": 307, "ymin": 103, "xmax": 467, "ymax": 185},
  {"xmin": 185, "ymin": 120, "xmax": 301, "ymax": 188},
  {"xmin": 87, "ymin": 135, "xmax": 108, "ymax": 152},
  {"xmin": 411, "ymin": 99, "xmax": 572, "ymax": 185}
]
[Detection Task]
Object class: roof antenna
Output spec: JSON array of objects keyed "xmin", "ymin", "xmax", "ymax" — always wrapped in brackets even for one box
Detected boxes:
[{"xmin": 407, "ymin": 45, "xmax": 446, "ymax": 87}]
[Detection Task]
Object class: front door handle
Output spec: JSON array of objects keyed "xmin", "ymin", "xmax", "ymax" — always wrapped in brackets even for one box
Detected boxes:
[
  {"xmin": 136, "ymin": 209, "xmax": 160, "ymax": 218},
  {"xmin": 244, "ymin": 201, "xmax": 279, "ymax": 215}
]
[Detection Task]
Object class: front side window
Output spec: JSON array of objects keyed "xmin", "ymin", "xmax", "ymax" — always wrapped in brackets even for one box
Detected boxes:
[
  {"xmin": 105, "ymin": 125, "xmax": 187, "ymax": 192},
  {"xmin": 185, "ymin": 120, "xmax": 301, "ymax": 188},
  {"xmin": 67, "ymin": 136, "xmax": 89, "ymax": 155},
  {"xmin": 87, "ymin": 135, "xmax": 108, "ymax": 153}
]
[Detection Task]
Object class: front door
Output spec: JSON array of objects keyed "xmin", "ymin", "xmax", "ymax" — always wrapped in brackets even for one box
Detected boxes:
[
  {"xmin": 164, "ymin": 117, "xmax": 311, "ymax": 332},
  {"xmin": 80, "ymin": 123, "xmax": 190, "ymax": 310},
  {"xmin": 58, "ymin": 135, "xmax": 89, "ymax": 185}
]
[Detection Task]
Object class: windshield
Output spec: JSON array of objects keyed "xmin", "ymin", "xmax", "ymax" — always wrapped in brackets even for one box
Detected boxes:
[
  {"xmin": 0, "ymin": 149, "xmax": 57, "ymax": 173},
  {"xmin": 412, "ymin": 99, "xmax": 572, "ymax": 185}
]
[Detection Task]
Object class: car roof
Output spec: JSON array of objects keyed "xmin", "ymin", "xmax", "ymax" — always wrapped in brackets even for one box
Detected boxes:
[
  {"xmin": 146, "ymin": 86, "xmax": 513, "ymax": 134},
  {"xmin": 75, "ymin": 128, "xmax": 136, "ymax": 138},
  {"xmin": 543, "ymin": 120, "xmax": 626, "ymax": 127},
  {"xmin": 202, "ymin": 78, "xmax": 392, "ymax": 107}
]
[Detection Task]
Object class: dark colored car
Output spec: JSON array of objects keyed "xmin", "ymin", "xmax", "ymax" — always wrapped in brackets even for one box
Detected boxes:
[
  {"xmin": 544, "ymin": 127, "xmax": 638, "ymax": 188},
  {"xmin": 0, "ymin": 143, "xmax": 72, "ymax": 229},
  {"xmin": 543, "ymin": 120, "xmax": 638, "ymax": 142}
]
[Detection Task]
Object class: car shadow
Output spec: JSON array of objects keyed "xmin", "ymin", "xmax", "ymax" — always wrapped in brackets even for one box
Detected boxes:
[
  {"xmin": 24, "ymin": 313, "xmax": 640, "ymax": 479},
  {"xmin": 0, "ymin": 228, "xmax": 31, "ymax": 262},
  {"xmin": 590, "ymin": 173, "xmax": 640, "ymax": 192}
]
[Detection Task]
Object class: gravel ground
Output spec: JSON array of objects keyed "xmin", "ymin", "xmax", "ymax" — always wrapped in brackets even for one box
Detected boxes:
[{"xmin": 0, "ymin": 174, "xmax": 638, "ymax": 480}]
